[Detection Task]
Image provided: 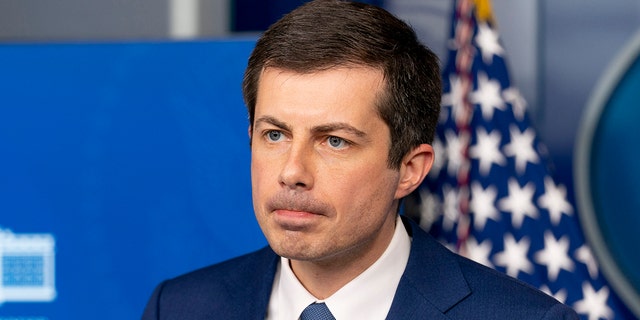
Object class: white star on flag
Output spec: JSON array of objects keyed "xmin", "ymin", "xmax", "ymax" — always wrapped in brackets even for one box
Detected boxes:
[
  {"xmin": 573, "ymin": 282, "xmax": 614, "ymax": 320},
  {"xmin": 475, "ymin": 22, "xmax": 504, "ymax": 64},
  {"xmin": 470, "ymin": 72, "xmax": 506, "ymax": 120},
  {"xmin": 444, "ymin": 129, "xmax": 467, "ymax": 177},
  {"xmin": 442, "ymin": 184, "xmax": 461, "ymax": 232},
  {"xmin": 469, "ymin": 127, "xmax": 505, "ymax": 175},
  {"xmin": 441, "ymin": 75, "xmax": 468, "ymax": 125},
  {"xmin": 465, "ymin": 236, "xmax": 494, "ymax": 268},
  {"xmin": 575, "ymin": 245, "xmax": 599, "ymax": 279},
  {"xmin": 493, "ymin": 234, "xmax": 533, "ymax": 278},
  {"xmin": 503, "ymin": 125, "xmax": 539, "ymax": 174},
  {"xmin": 430, "ymin": 137, "xmax": 446, "ymax": 177},
  {"xmin": 534, "ymin": 231, "xmax": 575, "ymax": 281},
  {"xmin": 540, "ymin": 285, "xmax": 568, "ymax": 304},
  {"xmin": 417, "ymin": 187, "xmax": 441, "ymax": 231},
  {"xmin": 502, "ymin": 87, "xmax": 527, "ymax": 121},
  {"xmin": 537, "ymin": 177, "xmax": 573, "ymax": 225},
  {"xmin": 469, "ymin": 182, "xmax": 500, "ymax": 230},
  {"xmin": 498, "ymin": 178, "xmax": 538, "ymax": 228}
]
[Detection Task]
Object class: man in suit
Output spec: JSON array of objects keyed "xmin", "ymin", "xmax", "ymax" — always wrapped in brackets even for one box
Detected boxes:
[{"xmin": 143, "ymin": 1, "xmax": 578, "ymax": 319}]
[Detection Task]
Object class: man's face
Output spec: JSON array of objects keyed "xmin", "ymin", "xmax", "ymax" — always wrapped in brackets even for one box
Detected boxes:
[{"xmin": 250, "ymin": 66, "xmax": 404, "ymax": 266}]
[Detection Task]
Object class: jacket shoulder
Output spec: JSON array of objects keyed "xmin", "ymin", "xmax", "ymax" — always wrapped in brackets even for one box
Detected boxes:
[
  {"xmin": 396, "ymin": 217, "xmax": 578, "ymax": 319},
  {"xmin": 452, "ymin": 255, "xmax": 578, "ymax": 319},
  {"xmin": 142, "ymin": 246, "xmax": 278, "ymax": 320},
  {"xmin": 168, "ymin": 245, "xmax": 277, "ymax": 287}
]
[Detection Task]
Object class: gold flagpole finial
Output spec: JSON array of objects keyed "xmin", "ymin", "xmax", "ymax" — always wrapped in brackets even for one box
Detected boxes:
[{"xmin": 474, "ymin": 0, "xmax": 495, "ymax": 24}]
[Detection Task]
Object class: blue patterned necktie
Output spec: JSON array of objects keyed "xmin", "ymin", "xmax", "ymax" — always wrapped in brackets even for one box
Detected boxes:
[{"xmin": 299, "ymin": 302, "xmax": 336, "ymax": 320}]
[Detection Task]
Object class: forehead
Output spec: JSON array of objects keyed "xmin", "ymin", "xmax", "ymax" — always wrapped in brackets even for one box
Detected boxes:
[{"xmin": 254, "ymin": 67, "xmax": 386, "ymax": 123}]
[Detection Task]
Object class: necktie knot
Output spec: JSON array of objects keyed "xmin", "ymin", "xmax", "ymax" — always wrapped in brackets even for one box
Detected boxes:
[{"xmin": 300, "ymin": 302, "xmax": 336, "ymax": 320}]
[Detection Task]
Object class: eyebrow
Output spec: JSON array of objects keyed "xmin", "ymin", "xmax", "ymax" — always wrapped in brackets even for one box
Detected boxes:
[
  {"xmin": 254, "ymin": 116, "xmax": 292, "ymax": 132},
  {"xmin": 311, "ymin": 123, "xmax": 367, "ymax": 139},
  {"xmin": 254, "ymin": 116, "xmax": 368, "ymax": 139}
]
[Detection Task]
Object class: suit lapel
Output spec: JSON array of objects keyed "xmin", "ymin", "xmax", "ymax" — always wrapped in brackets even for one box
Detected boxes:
[{"xmin": 387, "ymin": 217, "xmax": 471, "ymax": 319}]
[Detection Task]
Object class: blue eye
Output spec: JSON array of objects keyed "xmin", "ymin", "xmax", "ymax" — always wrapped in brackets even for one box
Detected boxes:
[
  {"xmin": 267, "ymin": 130, "xmax": 284, "ymax": 142},
  {"xmin": 327, "ymin": 136, "xmax": 346, "ymax": 149}
]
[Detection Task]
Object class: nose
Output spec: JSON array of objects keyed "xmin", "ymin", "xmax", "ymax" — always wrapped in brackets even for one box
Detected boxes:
[{"xmin": 279, "ymin": 142, "xmax": 314, "ymax": 190}]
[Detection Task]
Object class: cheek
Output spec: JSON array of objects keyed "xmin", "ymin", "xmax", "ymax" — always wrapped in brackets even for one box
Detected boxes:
[
  {"xmin": 327, "ymin": 166, "xmax": 399, "ymax": 214},
  {"xmin": 251, "ymin": 150, "xmax": 277, "ymax": 181},
  {"xmin": 250, "ymin": 155, "xmax": 274, "ymax": 206}
]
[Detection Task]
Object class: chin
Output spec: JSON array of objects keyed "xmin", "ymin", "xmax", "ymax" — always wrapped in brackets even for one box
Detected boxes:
[{"xmin": 268, "ymin": 237, "xmax": 319, "ymax": 261}]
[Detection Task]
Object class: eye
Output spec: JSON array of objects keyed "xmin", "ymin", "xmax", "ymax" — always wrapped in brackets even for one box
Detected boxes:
[
  {"xmin": 327, "ymin": 136, "xmax": 347, "ymax": 149},
  {"xmin": 266, "ymin": 130, "xmax": 285, "ymax": 142}
]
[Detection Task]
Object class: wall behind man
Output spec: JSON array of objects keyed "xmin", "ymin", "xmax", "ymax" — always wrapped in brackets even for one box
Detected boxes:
[{"xmin": 0, "ymin": 0, "xmax": 230, "ymax": 40}]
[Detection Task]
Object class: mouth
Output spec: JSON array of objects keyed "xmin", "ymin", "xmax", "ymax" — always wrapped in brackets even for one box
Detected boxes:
[
  {"xmin": 265, "ymin": 193, "xmax": 331, "ymax": 229},
  {"xmin": 267, "ymin": 193, "xmax": 328, "ymax": 215},
  {"xmin": 270, "ymin": 203, "xmax": 327, "ymax": 231},
  {"xmin": 274, "ymin": 209, "xmax": 321, "ymax": 218},
  {"xmin": 270, "ymin": 207, "xmax": 328, "ymax": 232},
  {"xmin": 271, "ymin": 209, "xmax": 322, "ymax": 231}
]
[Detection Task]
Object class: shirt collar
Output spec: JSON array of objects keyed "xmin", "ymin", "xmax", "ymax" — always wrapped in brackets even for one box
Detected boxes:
[{"xmin": 268, "ymin": 215, "xmax": 412, "ymax": 320}]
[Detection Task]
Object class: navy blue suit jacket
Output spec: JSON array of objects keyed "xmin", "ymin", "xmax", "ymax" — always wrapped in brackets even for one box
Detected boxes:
[{"xmin": 142, "ymin": 217, "xmax": 578, "ymax": 319}]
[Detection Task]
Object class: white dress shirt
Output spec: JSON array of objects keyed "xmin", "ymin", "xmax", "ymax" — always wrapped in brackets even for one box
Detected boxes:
[{"xmin": 266, "ymin": 215, "xmax": 412, "ymax": 320}]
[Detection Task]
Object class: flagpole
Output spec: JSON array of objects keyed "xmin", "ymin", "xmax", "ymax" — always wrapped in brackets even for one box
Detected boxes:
[{"xmin": 452, "ymin": 0, "xmax": 475, "ymax": 256}]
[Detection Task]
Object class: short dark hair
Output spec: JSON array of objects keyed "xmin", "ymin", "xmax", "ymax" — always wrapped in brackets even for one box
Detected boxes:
[{"xmin": 242, "ymin": 0, "xmax": 441, "ymax": 169}]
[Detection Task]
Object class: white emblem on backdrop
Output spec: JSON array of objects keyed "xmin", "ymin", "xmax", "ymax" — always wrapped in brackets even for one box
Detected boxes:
[{"xmin": 0, "ymin": 227, "xmax": 56, "ymax": 305}]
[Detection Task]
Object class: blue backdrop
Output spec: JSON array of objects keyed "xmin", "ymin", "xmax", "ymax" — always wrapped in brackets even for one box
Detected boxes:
[{"xmin": 0, "ymin": 40, "xmax": 267, "ymax": 319}]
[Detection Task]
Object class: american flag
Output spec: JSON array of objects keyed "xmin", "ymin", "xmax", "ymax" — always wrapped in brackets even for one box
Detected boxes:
[{"xmin": 407, "ymin": 0, "xmax": 633, "ymax": 319}]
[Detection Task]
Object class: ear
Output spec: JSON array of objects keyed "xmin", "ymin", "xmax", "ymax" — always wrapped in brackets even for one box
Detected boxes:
[{"xmin": 394, "ymin": 144, "xmax": 434, "ymax": 199}]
